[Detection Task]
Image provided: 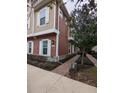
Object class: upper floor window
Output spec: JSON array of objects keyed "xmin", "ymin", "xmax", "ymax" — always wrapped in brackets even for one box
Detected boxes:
[
  {"xmin": 40, "ymin": 9, "xmax": 46, "ymax": 25},
  {"xmin": 37, "ymin": 7, "xmax": 49, "ymax": 26},
  {"xmin": 59, "ymin": 8, "xmax": 63, "ymax": 18}
]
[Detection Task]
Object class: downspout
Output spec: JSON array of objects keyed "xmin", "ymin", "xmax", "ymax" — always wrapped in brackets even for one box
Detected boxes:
[
  {"xmin": 56, "ymin": 31, "xmax": 59, "ymax": 57},
  {"xmin": 32, "ymin": 8, "xmax": 34, "ymax": 33},
  {"xmin": 56, "ymin": 3, "xmax": 60, "ymax": 61}
]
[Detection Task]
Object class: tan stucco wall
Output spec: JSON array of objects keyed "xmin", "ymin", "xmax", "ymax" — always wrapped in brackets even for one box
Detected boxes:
[
  {"xmin": 34, "ymin": 4, "xmax": 55, "ymax": 33},
  {"xmin": 27, "ymin": 5, "xmax": 33, "ymax": 35},
  {"xmin": 27, "ymin": 3, "xmax": 55, "ymax": 35},
  {"xmin": 27, "ymin": 14, "xmax": 33, "ymax": 35}
]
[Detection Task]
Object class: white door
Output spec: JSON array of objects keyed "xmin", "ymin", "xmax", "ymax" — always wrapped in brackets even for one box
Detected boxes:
[{"xmin": 39, "ymin": 39, "xmax": 51, "ymax": 56}]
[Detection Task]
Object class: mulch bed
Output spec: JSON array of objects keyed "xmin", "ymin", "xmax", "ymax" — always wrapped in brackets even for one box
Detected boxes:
[
  {"xmin": 27, "ymin": 59, "xmax": 61, "ymax": 71},
  {"xmin": 65, "ymin": 64, "xmax": 97, "ymax": 87}
]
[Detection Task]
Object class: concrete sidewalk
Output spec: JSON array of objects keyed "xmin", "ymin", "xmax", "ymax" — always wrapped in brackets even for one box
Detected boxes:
[{"xmin": 27, "ymin": 64, "xmax": 96, "ymax": 93}]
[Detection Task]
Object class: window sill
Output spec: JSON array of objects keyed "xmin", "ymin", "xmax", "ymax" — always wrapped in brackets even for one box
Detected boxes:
[{"xmin": 37, "ymin": 23, "xmax": 49, "ymax": 28}]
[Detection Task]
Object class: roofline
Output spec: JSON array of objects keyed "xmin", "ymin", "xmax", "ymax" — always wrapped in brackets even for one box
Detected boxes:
[
  {"xmin": 34, "ymin": 0, "xmax": 52, "ymax": 11},
  {"xmin": 33, "ymin": 0, "xmax": 70, "ymax": 20},
  {"xmin": 57, "ymin": 0, "xmax": 70, "ymax": 20}
]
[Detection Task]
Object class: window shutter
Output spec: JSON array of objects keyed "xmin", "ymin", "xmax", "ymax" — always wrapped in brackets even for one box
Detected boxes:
[
  {"xmin": 39, "ymin": 41, "xmax": 42, "ymax": 55},
  {"xmin": 48, "ymin": 40, "xmax": 51, "ymax": 56},
  {"xmin": 37, "ymin": 11, "xmax": 40, "ymax": 26},
  {"xmin": 31, "ymin": 41, "xmax": 34, "ymax": 54},
  {"xmin": 45, "ymin": 7, "xmax": 49, "ymax": 24}
]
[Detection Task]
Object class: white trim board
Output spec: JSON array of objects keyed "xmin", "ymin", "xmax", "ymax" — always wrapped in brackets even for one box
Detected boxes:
[{"xmin": 27, "ymin": 28, "xmax": 58, "ymax": 37}]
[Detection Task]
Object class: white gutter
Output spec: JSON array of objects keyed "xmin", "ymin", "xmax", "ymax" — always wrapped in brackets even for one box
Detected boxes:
[
  {"xmin": 56, "ymin": 31, "xmax": 59, "ymax": 57},
  {"xmin": 32, "ymin": 8, "xmax": 34, "ymax": 34},
  {"xmin": 56, "ymin": 6, "xmax": 60, "ymax": 57}
]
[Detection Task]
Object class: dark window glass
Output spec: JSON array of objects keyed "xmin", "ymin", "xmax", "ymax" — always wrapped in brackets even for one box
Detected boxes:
[
  {"xmin": 42, "ymin": 41, "xmax": 48, "ymax": 55},
  {"xmin": 40, "ymin": 17, "xmax": 45, "ymax": 25},
  {"xmin": 43, "ymin": 41, "xmax": 47, "ymax": 47},
  {"xmin": 29, "ymin": 48, "xmax": 31, "ymax": 53},
  {"xmin": 43, "ymin": 48, "xmax": 47, "ymax": 54}
]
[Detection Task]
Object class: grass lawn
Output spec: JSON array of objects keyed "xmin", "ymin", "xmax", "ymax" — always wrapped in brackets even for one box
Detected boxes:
[{"xmin": 84, "ymin": 66, "xmax": 97, "ymax": 78}]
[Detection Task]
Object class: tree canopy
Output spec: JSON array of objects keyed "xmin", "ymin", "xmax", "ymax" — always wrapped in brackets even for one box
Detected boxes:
[{"xmin": 69, "ymin": 0, "xmax": 97, "ymax": 52}]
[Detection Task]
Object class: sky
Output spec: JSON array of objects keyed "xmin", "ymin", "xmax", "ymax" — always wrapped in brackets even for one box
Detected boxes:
[
  {"xmin": 63, "ymin": 0, "xmax": 76, "ymax": 14},
  {"xmin": 63, "ymin": 0, "xmax": 97, "ymax": 14},
  {"xmin": 63, "ymin": 0, "xmax": 88, "ymax": 14}
]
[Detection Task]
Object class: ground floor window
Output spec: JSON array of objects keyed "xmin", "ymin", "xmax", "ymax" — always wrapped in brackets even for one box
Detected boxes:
[
  {"xmin": 27, "ymin": 41, "xmax": 33, "ymax": 54},
  {"xmin": 42, "ymin": 41, "xmax": 48, "ymax": 55},
  {"xmin": 39, "ymin": 39, "xmax": 51, "ymax": 56}
]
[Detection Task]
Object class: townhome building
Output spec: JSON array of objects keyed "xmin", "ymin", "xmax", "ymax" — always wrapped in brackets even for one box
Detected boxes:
[{"xmin": 27, "ymin": 0, "xmax": 75, "ymax": 61}]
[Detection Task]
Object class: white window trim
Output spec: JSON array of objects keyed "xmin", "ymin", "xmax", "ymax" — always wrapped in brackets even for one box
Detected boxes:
[
  {"xmin": 27, "ymin": 41, "xmax": 34, "ymax": 54},
  {"xmin": 39, "ymin": 39, "xmax": 51, "ymax": 56},
  {"xmin": 27, "ymin": 17, "xmax": 30, "ymax": 29},
  {"xmin": 27, "ymin": 28, "xmax": 58, "ymax": 37}
]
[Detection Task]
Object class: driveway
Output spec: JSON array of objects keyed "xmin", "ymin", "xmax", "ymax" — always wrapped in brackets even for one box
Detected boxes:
[{"xmin": 27, "ymin": 64, "xmax": 96, "ymax": 93}]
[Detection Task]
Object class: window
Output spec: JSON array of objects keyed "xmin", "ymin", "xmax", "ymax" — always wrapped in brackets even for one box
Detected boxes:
[
  {"xmin": 40, "ymin": 9, "xmax": 46, "ymax": 25},
  {"xmin": 27, "ymin": 41, "xmax": 33, "ymax": 54},
  {"xmin": 39, "ymin": 39, "xmax": 51, "ymax": 56},
  {"xmin": 59, "ymin": 8, "xmax": 63, "ymax": 18},
  {"xmin": 42, "ymin": 41, "xmax": 48, "ymax": 54},
  {"xmin": 37, "ymin": 7, "xmax": 49, "ymax": 26}
]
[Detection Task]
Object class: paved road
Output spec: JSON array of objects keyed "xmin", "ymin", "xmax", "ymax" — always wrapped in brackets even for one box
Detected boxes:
[{"xmin": 27, "ymin": 64, "xmax": 96, "ymax": 93}]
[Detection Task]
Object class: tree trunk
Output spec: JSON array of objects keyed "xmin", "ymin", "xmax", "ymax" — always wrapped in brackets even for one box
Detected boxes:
[{"xmin": 81, "ymin": 49, "xmax": 85, "ymax": 64}]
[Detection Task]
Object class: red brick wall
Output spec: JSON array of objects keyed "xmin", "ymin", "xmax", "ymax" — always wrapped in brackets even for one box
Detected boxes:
[
  {"xmin": 27, "ymin": 33, "xmax": 56, "ymax": 56},
  {"xmin": 55, "ymin": 2, "xmax": 58, "ymax": 29},
  {"xmin": 58, "ymin": 15, "xmax": 69, "ymax": 56},
  {"xmin": 55, "ymin": 4, "xmax": 69, "ymax": 56}
]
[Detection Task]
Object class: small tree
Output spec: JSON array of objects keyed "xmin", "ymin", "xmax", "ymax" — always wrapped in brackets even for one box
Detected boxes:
[{"xmin": 69, "ymin": 1, "xmax": 97, "ymax": 64}]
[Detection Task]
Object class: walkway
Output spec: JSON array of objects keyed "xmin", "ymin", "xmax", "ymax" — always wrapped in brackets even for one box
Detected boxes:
[
  {"xmin": 27, "ymin": 64, "xmax": 96, "ymax": 93},
  {"xmin": 86, "ymin": 54, "xmax": 97, "ymax": 67},
  {"xmin": 52, "ymin": 55, "xmax": 80, "ymax": 75}
]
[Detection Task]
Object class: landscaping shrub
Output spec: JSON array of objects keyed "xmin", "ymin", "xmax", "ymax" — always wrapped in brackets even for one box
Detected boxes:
[
  {"xmin": 27, "ymin": 54, "xmax": 61, "ymax": 71},
  {"xmin": 39, "ymin": 62, "xmax": 60, "ymax": 71}
]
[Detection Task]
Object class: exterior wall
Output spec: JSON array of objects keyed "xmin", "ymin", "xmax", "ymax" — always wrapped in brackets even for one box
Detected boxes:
[
  {"xmin": 27, "ymin": 2, "xmax": 33, "ymax": 35},
  {"xmin": 27, "ymin": 0, "xmax": 71, "ymax": 57},
  {"xmin": 27, "ymin": 33, "xmax": 56, "ymax": 57},
  {"xmin": 58, "ymin": 9, "xmax": 69, "ymax": 56},
  {"xmin": 33, "ymin": 4, "xmax": 55, "ymax": 33},
  {"xmin": 27, "ymin": 11, "xmax": 33, "ymax": 35},
  {"xmin": 55, "ymin": 2, "xmax": 59, "ymax": 29}
]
